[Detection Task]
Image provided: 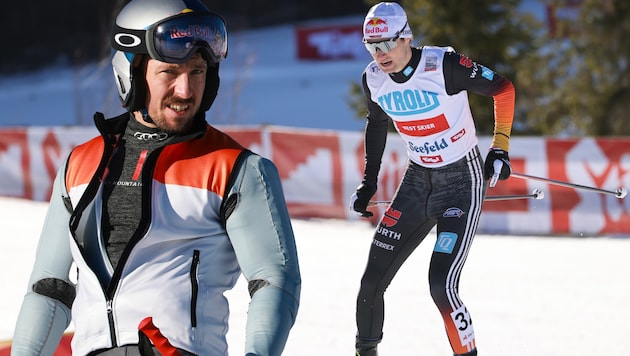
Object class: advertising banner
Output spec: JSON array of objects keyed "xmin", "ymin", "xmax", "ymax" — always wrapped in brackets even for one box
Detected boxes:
[{"xmin": 1, "ymin": 126, "xmax": 628, "ymax": 235}]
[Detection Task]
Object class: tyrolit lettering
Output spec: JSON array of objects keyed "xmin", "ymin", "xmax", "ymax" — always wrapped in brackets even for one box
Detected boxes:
[{"xmin": 378, "ymin": 90, "xmax": 439, "ymax": 116}]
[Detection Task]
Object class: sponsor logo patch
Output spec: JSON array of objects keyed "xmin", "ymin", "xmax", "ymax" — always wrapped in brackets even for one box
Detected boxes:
[
  {"xmin": 459, "ymin": 54, "xmax": 473, "ymax": 68},
  {"xmin": 434, "ymin": 232, "xmax": 458, "ymax": 254},
  {"xmin": 443, "ymin": 207, "xmax": 465, "ymax": 218},
  {"xmin": 451, "ymin": 128, "xmax": 466, "ymax": 142},
  {"xmin": 481, "ymin": 66, "xmax": 494, "ymax": 81},
  {"xmin": 381, "ymin": 207, "xmax": 402, "ymax": 227},
  {"xmin": 425, "ymin": 54, "xmax": 438, "ymax": 71},
  {"xmin": 394, "ymin": 113, "xmax": 449, "ymax": 137},
  {"xmin": 364, "ymin": 18, "xmax": 389, "ymax": 37},
  {"xmin": 377, "ymin": 90, "xmax": 440, "ymax": 116},
  {"xmin": 420, "ymin": 155, "xmax": 443, "ymax": 164}
]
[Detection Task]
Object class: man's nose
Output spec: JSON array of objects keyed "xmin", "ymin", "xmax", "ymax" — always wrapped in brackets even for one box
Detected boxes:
[{"xmin": 173, "ymin": 74, "xmax": 193, "ymax": 98}]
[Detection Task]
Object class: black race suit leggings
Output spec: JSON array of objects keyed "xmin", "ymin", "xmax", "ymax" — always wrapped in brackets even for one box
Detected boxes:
[{"xmin": 356, "ymin": 147, "xmax": 486, "ymax": 355}]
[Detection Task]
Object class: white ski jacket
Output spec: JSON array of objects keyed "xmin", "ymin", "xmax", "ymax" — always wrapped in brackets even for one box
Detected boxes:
[{"xmin": 11, "ymin": 114, "xmax": 301, "ymax": 356}]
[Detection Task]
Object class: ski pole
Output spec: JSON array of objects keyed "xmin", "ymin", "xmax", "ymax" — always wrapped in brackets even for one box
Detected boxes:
[
  {"xmin": 367, "ymin": 189, "xmax": 545, "ymax": 207},
  {"xmin": 484, "ymin": 188, "xmax": 544, "ymax": 201},
  {"xmin": 510, "ymin": 172, "xmax": 627, "ymax": 199}
]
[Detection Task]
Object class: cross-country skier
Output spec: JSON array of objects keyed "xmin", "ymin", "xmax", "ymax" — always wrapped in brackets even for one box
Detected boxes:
[
  {"xmin": 11, "ymin": 0, "xmax": 301, "ymax": 355},
  {"xmin": 350, "ymin": 2, "xmax": 515, "ymax": 355}
]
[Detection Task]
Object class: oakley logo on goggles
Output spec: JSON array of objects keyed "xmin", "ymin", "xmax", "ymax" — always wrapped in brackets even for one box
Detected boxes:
[
  {"xmin": 113, "ymin": 12, "xmax": 228, "ymax": 64},
  {"xmin": 362, "ymin": 22, "xmax": 408, "ymax": 54}
]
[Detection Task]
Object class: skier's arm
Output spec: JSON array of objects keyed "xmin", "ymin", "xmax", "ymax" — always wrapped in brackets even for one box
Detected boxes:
[
  {"xmin": 11, "ymin": 162, "xmax": 75, "ymax": 355},
  {"xmin": 348, "ymin": 73, "xmax": 389, "ymax": 217},
  {"xmin": 361, "ymin": 72, "xmax": 389, "ymax": 187},
  {"xmin": 443, "ymin": 51, "xmax": 515, "ymax": 151},
  {"xmin": 223, "ymin": 153, "xmax": 301, "ymax": 356}
]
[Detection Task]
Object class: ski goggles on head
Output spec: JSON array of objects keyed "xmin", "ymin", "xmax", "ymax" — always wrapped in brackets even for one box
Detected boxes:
[
  {"xmin": 113, "ymin": 12, "xmax": 228, "ymax": 64},
  {"xmin": 149, "ymin": 12, "xmax": 228, "ymax": 64}
]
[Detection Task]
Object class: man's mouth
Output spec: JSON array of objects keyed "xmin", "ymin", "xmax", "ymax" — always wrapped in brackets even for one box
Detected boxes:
[{"xmin": 168, "ymin": 103, "xmax": 190, "ymax": 113}]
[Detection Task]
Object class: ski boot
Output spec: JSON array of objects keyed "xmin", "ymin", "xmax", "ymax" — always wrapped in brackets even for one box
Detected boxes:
[
  {"xmin": 355, "ymin": 337, "xmax": 380, "ymax": 356},
  {"xmin": 355, "ymin": 346, "xmax": 377, "ymax": 356}
]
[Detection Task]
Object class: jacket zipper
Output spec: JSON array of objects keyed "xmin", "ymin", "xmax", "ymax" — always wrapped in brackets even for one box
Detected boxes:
[
  {"xmin": 190, "ymin": 250, "xmax": 200, "ymax": 328},
  {"xmin": 103, "ymin": 146, "xmax": 165, "ymax": 346},
  {"xmin": 70, "ymin": 116, "xmax": 205, "ymax": 347},
  {"xmin": 106, "ymin": 299, "xmax": 118, "ymax": 346}
]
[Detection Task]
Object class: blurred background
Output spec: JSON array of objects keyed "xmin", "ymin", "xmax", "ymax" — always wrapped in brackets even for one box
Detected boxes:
[
  {"xmin": 0, "ymin": 0, "xmax": 368, "ymax": 73},
  {"xmin": 1, "ymin": 0, "xmax": 629, "ymax": 136}
]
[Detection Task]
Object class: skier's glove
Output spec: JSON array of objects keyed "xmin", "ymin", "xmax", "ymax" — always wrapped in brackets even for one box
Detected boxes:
[
  {"xmin": 484, "ymin": 148, "xmax": 511, "ymax": 187},
  {"xmin": 350, "ymin": 183, "xmax": 376, "ymax": 218}
]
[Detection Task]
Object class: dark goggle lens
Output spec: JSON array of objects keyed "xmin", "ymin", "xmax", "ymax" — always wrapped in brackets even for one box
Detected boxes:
[
  {"xmin": 150, "ymin": 12, "xmax": 227, "ymax": 63},
  {"xmin": 363, "ymin": 37, "xmax": 398, "ymax": 54}
]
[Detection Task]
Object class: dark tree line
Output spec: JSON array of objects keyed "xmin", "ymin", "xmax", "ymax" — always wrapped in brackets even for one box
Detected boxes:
[
  {"xmin": 350, "ymin": 0, "xmax": 630, "ymax": 136},
  {"xmin": 5, "ymin": 0, "xmax": 628, "ymax": 136},
  {"xmin": 0, "ymin": 0, "xmax": 368, "ymax": 74}
]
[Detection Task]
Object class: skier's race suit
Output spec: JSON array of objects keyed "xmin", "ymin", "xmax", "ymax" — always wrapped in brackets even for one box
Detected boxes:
[{"xmin": 355, "ymin": 45, "xmax": 515, "ymax": 355}]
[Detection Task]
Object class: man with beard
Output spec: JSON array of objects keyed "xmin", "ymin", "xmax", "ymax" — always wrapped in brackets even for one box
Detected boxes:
[{"xmin": 11, "ymin": 1, "xmax": 301, "ymax": 355}]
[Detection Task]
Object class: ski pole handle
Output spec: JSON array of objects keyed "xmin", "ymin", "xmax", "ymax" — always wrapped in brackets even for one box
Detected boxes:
[{"xmin": 489, "ymin": 160, "xmax": 503, "ymax": 188}]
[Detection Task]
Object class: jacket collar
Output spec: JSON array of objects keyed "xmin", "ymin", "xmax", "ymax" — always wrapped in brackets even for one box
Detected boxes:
[{"xmin": 92, "ymin": 111, "xmax": 207, "ymax": 146}]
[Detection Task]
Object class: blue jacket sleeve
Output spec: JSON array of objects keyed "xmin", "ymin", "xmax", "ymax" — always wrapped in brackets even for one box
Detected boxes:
[
  {"xmin": 11, "ymin": 161, "xmax": 75, "ymax": 355},
  {"xmin": 224, "ymin": 153, "xmax": 301, "ymax": 356}
]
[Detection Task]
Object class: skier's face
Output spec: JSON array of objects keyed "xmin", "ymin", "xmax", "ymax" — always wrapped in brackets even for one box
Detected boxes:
[
  {"xmin": 367, "ymin": 37, "xmax": 412, "ymax": 74},
  {"xmin": 138, "ymin": 53, "xmax": 207, "ymax": 134}
]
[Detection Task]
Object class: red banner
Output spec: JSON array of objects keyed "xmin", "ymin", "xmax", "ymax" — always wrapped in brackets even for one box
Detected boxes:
[
  {"xmin": 295, "ymin": 24, "xmax": 367, "ymax": 60},
  {"xmin": 0, "ymin": 126, "xmax": 628, "ymax": 236}
]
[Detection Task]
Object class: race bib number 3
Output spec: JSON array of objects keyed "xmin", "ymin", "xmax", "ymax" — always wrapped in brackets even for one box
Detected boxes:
[{"xmin": 450, "ymin": 305, "xmax": 475, "ymax": 346}]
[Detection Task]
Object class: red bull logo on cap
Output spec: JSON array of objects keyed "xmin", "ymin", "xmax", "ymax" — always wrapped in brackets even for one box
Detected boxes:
[{"xmin": 364, "ymin": 17, "xmax": 389, "ymax": 37}]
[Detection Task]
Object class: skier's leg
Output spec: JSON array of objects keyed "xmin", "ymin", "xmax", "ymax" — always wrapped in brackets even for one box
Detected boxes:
[
  {"xmin": 355, "ymin": 218, "xmax": 435, "ymax": 355},
  {"xmin": 429, "ymin": 219, "xmax": 479, "ymax": 355},
  {"xmin": 428, "ymin": 152, "xmax": 485, "ymax": 356},
  {"xmin": 355, "ymin": 164, "xmax": 435, "ymax": 354}
]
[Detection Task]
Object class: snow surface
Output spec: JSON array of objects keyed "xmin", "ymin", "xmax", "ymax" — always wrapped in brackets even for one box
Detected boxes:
[{"xmin": 1, "ymin": 196, "xmax": 628, "ymax": 355}]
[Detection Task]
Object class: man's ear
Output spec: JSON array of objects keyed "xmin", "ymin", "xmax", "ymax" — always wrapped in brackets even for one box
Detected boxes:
[{"xmin": 129, "ymin": 55, "xmax": 149, "ymax": 112}]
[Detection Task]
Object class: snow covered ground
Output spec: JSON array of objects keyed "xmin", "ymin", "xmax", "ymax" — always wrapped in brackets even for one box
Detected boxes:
[{"xmin": 1, "ymin": 196, "xmax": 628, "ymax": 355}]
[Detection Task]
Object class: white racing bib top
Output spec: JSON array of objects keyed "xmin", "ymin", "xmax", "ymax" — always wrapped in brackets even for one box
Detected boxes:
[{"xmin": 366, "ymin": 46, "xmax": 478, "ymax": 167}]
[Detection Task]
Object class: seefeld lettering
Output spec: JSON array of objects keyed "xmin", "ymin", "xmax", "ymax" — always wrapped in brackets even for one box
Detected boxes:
[{"xmin": 408, "ymin": 138, "xmax": 449, "ymax": 154}]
